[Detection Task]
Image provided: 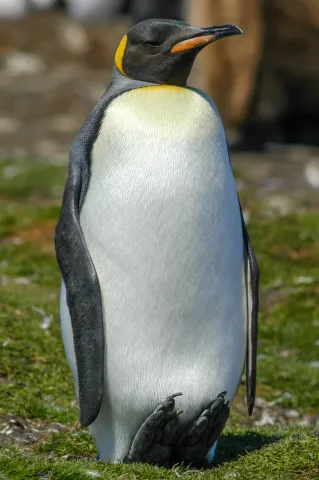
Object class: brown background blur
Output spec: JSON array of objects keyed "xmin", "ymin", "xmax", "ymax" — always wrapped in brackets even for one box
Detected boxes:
[
  {"xmin": 0, "ymin": 0, "xmax": 319, "ymax": 163},
  {"xmin": 189, "ymin": 0, "xmax": 319, "ymax": 147}
]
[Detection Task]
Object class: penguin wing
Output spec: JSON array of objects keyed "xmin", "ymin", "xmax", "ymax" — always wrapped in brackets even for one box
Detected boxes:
[
  {"xmin": 239, "ymin": 201, "xmax": 259, "ymax": 415},
  {"xmin": 225, "ymin": 141, "xmax": 259, "ymax": 415},
  {"xmin": 55, "ymin": 150, "xmax": 104, "ymax": 427},
  {"xmin": 55, "ymin": 72, "xmax": 155, "ymax": 427}
]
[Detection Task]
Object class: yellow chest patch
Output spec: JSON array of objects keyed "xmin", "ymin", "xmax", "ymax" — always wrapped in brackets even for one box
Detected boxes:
[{"xmin": 100, "ymin": 86, "xmax": 221, "ymax": 140}]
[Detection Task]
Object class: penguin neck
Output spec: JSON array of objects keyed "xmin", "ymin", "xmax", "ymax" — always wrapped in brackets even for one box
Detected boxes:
[
  {"xmin": 110, "ymin": 67, "xmax": 157, "ymax": 89},
  {"xmin": 110, "ymin": 67, "xmax": 189, "ymax": 93}
]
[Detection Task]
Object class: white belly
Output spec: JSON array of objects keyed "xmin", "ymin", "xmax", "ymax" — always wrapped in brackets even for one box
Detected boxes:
[{"xmin": 61, "ymin": 86, "xmax": 246, "ymax": 461}]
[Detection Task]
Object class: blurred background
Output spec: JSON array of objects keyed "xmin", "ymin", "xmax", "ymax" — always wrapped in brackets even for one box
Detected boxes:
[{"xmin": 1, "ymin": 0, "xmax": 319, "ymax": 159}]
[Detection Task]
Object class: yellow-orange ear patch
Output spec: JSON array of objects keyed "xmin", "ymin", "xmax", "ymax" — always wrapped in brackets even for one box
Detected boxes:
[
  {"xmin": 171, "ymin": 35, "xmax": 216, "ymax": 54},
  {"xmin": 115, "ymin": 35, "xmax": 128, "ymax": 75}
]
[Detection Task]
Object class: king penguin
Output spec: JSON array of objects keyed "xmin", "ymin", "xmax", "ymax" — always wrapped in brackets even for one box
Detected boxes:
[{"xmin": 55, "ymin": 18, "xmax": 259, "ymax": 468}]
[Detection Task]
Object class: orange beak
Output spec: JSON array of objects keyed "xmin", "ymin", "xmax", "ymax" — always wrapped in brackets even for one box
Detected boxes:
[
  {"xmin": 171, "ymin": 35, "xmax": 217, "ymax": 54},
  {"xmin": 170, "ymin": 24, "xmax": 243, "ymax": 54}
]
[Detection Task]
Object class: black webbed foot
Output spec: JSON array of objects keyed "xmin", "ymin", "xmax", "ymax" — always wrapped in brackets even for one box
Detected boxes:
[
  {"xmin": 172, "ymin": 391, "xmax": 230, "ymax": 468},
  {"xmin": 124, "ymin": 392, "xmax": 182, "ymax": 467}
]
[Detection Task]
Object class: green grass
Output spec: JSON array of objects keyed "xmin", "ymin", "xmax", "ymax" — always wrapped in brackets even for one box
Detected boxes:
[
  {"xmin": 0, "ymin": 159, "xmax": 66, "ymax": 200},
  {"xmin": 1, "ymin": 429, "xmax": 319, "ymax": 479},
  {"xmin": 1, "ymin": 158, "xmax": 319, "ymax": 479}
]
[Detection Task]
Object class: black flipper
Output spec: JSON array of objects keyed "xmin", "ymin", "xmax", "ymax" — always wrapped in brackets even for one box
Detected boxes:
[
  {"xmin": 225, "ymin": 141, "xmax": 259, "ymax": 416},
  {"xmin": 55, "ymin": 70, "xmax": 156, "ymax": 426},
  {"xmin": 238, "ymin": 200, "xmax": 259, "ymax": 415},
  {"xmin": 55, "ymin": 161, "xmax": 104, "ymax": 427}
]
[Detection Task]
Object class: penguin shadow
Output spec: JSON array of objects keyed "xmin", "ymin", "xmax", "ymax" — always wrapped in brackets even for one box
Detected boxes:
[{"xmin": 210, "ymin": 431, "xmax": 281, "ymax": 468}]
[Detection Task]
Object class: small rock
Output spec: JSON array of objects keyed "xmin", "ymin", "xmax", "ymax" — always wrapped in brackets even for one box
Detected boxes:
[
  {"xmin": 284, "ymin": 409, "xmax": 300, "ymax": 419},
  {"xmin": 254, "ymin": 397, "xmax": 268, "ymax": 408},
  {"xmin": 14, "ymin": 276, "xmax": 30, "ymax": 285},
  {"xmin": 299, "ymin": 415, "xmax": 319, "ymax": 427},
  {"xmin": 305, "ymin": 161, "xmax": 319, "ymax": 189},
  {"xmin": 294, "ymin": 276, "xmax": 313, "ymax": 285},
  {"xmin": 41, "ymin": 315, "xmax": 53, "ymax": 330},
  {"xmin": 0, "ymin": 425, "xmax": 10, "ymax": 434},
  {"xmin": 32, "ymin": 307, "xmax": 53, "ymax": 330},
  {"xmin": 314, "ymin": 340, "xmax": 319, "ymax": 346},
  {"xmin": 269, "ymin": 392, "xmax": 294, "ymax": 406},
  {"xmin": 48, "ymin": 428, "xmax": 59, "ymax": 433},
  {"xmin": 255, "ymin": 409, "xmax": 276, "ymax": 426},
  {"xmin": 309, "ymin": 361, "xmax": 319, "ymax": 369},
  {"xmin": 3, "ymin": 51, "xmax": 45, "ymax": 76},
  {"xmin": 2, "ymin": 339, "xmax": 10, "ymax": 347},
  {"xmin": 86, "ymin": 471, "xmax": 101, "ymax": 478},
  {"xmin": 11, "ymin": 237, "xmax": 23, "ymax": 245},
  {"xmin": 0, "ymin": 425, "xmax": 13, "ymax": 435}
]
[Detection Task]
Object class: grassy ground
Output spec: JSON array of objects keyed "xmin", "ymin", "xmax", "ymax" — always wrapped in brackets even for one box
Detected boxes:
[{"xmin": 0, "ymin": 158, "xmax": 318, "ymax": 479}]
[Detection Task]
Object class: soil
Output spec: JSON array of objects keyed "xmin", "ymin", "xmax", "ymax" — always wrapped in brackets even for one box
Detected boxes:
[{"xmin": 0, "ymin": 414, "xmax": 69, "ymax": 450}]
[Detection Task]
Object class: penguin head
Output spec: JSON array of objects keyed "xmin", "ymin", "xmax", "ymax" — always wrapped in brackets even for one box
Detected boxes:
[{"xmin": 115, "ymin": 19, "xmax": 242, "ymax": 86}]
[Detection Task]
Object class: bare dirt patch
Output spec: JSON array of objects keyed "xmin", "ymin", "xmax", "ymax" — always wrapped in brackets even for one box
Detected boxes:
[{"xmin": 0, "ymin": 414, "xmax": 69, "ymax": 451}]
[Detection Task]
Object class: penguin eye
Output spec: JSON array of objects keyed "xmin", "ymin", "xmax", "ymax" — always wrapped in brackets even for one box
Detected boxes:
[{"xmin": 143, "ymin": 40, "xmax": 160, "ymax": 48}]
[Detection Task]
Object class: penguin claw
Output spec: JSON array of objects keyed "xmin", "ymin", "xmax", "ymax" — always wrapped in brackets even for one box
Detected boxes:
[
  {"xmin": 124, "ymin": 393, "xmax": 182, "ymax": 467},
  {"xmin": 172, "ymin": 391, "xmax": 230, "ymax": 468}
]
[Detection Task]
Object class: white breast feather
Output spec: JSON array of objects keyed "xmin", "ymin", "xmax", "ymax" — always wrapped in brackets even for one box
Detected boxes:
[{"xmin": 61, "ymin": 86, "xmax": 246, "ymax": 462}]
